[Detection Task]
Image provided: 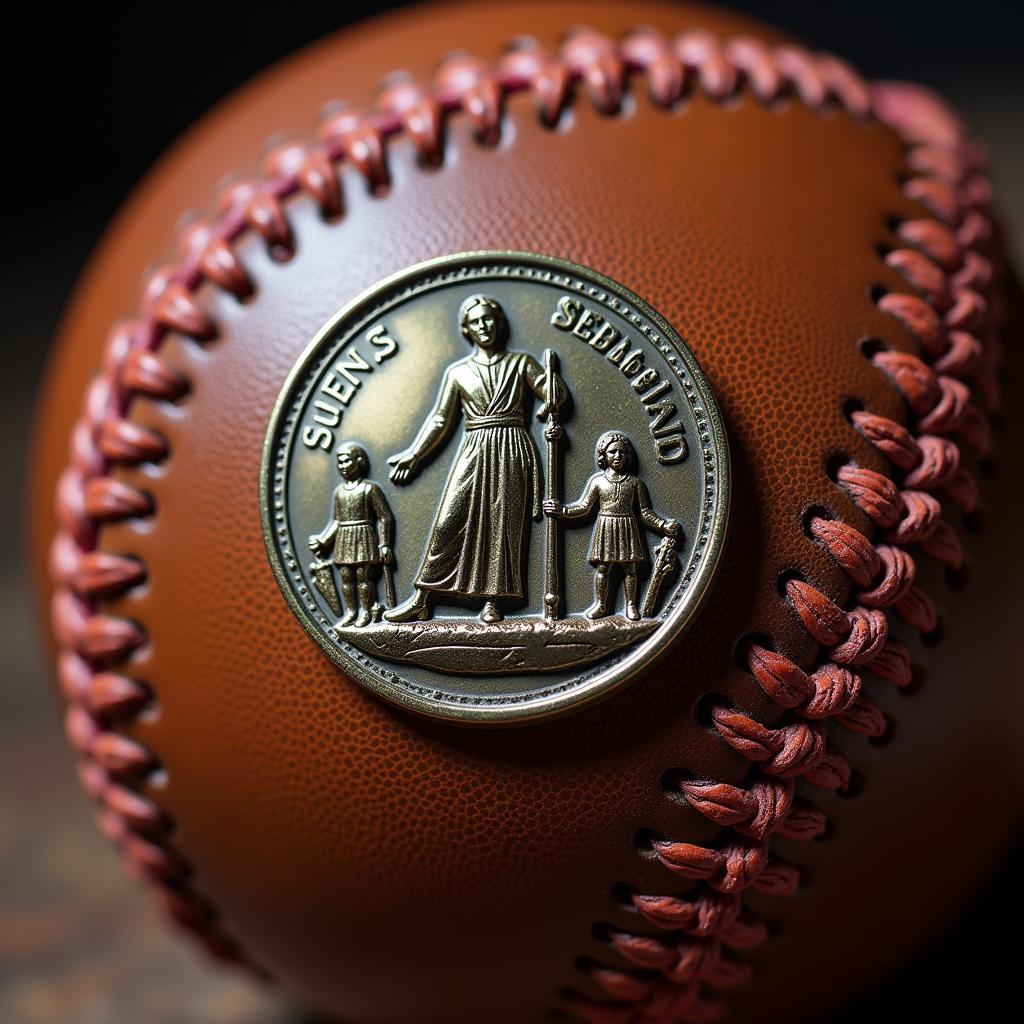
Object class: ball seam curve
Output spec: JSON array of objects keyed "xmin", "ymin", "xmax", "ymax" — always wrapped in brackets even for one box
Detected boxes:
[{"xmin": 46, "ymin": 26, "xmax": 1005, "ymax": 1018}]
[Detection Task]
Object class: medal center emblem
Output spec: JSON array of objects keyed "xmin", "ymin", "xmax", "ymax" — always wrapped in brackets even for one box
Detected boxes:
[{"xmin": 261, "ymin": 252, "xmax": 730, "ymax": 723}]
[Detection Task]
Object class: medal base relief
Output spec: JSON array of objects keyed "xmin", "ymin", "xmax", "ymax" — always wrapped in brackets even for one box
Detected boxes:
[{"xmin": 261, "ymin": 252, "xmax": 729, "ymax": 723}]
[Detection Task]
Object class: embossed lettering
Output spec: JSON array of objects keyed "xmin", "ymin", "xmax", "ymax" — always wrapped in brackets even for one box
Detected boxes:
[
  {"xmin": 631, "ymin": 368, "xmax": 659, "ymax": 393},
  {"xmin": 640, "ymin": 379, "xmax": 672, "ymax": 404},
  {"xmin": 656, "ymin": 434, "xmax": 688, "ymax": 465},
  {"xmin": 550, "ymin": 296, "xmax": 689, "ymax": 466},
  {"xmin": 302, "ymin": 424, "xmax": 334, "ymax": 451},
  {"xmin": 313, "ymin": 399, "xmax": 342, "ymax": 427},
  {"xmin": 335, "ymin": 346, "xmax": 372, "ymax": 387},
  {"xmin": 300, "ymin": 334, "xmax": 399, "ymax": 458},
  {"xmin": 646, "ymin": 398, "xmax": 684, "ymax": 436},
  {"xmin": 571, "ymin": 308, "xmax": 598, "ymax": 341},
  {"xmin": 619, "ymin": 348, "xmax": 645, "ymax": 377},
  {"xmin": 321, "ymin": 374, "xmax": 356, "ymax": 405},
  {"xmin": 589, "ymin": 320, "xmax": 619, "ymax": 352},
  {"xmin": 606, "ymin": 338, "xmax": 629, "ymax": 364},
  {"xmin": 550, "ymin": 295, "xmax": 581, "ymax": 330},
  {"xmin": 368, "ymin": 324, "xmax": 398, "ymax": 363}
]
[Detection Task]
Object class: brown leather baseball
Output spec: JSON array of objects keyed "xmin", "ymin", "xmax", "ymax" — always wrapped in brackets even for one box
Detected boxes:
[{"xmin": 29, "ymin": 2, "xmax": 1024, "ymax": 1022}]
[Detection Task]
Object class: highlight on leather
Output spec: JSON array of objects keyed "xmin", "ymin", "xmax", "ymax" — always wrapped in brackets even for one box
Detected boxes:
[{"xmin": 45, "ymin": 24, "xmax": 1004, "ymax": 1022}]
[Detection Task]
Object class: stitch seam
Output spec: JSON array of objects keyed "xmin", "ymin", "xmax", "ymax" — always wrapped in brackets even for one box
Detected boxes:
[{"xmin": 46, "ymin": 27, "xmax": 1001, "ymax": 1013}]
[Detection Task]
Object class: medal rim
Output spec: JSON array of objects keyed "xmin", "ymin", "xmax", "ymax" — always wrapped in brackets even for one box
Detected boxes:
[{"xmin": 259, "ymin": 250, "xmax": 731, "ymax": 726}]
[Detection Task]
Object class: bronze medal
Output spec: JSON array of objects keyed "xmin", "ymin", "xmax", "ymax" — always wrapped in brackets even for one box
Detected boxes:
[{"xmin": 261, "ymin": 252, "xmax": 730, "ymax": 723}]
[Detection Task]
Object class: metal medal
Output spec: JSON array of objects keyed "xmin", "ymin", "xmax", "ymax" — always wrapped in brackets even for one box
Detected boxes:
[{"xmin": 261, "ymin": 252, "xmax": 730, "ymax": 724}]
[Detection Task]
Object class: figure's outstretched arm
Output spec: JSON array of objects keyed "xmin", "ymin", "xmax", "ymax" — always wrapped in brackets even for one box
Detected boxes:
[
  {"xmin": 388, "ymin": 368, "xmax": 459, "ymax": 484},
  {"xmin": 637, "ymin": 480, "xmax": 679, "ymax": 536},
  {"xmin": 545, "ymin": 476, "xmax": 599, "ymax": 521}
]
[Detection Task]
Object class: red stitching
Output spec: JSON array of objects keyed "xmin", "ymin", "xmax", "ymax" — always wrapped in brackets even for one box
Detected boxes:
[
  {"xmin": 574, "ymin": 76, "xmax": 1003, "ymax": 1024},
  {"xmin": 45, "ymin": 25, "xmax": 1003, "ymax": 1017}
]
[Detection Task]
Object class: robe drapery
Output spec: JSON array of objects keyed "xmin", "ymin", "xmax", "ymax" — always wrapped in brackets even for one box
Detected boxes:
[{"xmin": 414, "ymin": 351, "xmax": 546, "ymax": 599}]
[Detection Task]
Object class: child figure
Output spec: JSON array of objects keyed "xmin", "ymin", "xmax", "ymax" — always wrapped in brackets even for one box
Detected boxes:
[
  {"xmin": 309, "ymin": 442, "xmax": 394, "ymax": 628},
  {"xmin": 544, "ymin": 431, "xmax": 678, "ymax": 621}
]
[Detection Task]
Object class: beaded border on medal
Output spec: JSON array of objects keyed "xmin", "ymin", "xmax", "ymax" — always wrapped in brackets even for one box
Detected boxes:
[{"xmin": 261, "ymin": 252, "xmax": 728, "ymax": 715}]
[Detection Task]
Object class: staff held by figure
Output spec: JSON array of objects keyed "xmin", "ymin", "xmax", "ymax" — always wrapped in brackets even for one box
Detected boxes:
[{"xmin": 543, "ymin": 349, "xmax": 564, "ymax": 623}]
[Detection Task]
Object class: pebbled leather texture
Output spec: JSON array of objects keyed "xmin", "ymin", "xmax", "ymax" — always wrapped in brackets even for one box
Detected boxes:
[{"xmin": 28, "ymin": 3, "xmax": 1024, "ymax": 1022}]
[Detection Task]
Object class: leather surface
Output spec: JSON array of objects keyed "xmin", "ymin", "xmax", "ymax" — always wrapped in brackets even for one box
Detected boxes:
[{"xmin": 28, "ymin": 3, "xmax": 1024, "ymax": 1022}]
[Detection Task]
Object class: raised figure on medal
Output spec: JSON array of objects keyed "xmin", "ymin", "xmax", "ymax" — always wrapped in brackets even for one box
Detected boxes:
[
  {"xmin": 386, "ymin": 295, "xmax": 567, "ymax": 624},
  {"xmin": 309, "ymin": 443, "xmax": 395, "ymax": 628},
  {"xmin": 544, "ymin": 431, "xmax": 679, "ymax": 620}
]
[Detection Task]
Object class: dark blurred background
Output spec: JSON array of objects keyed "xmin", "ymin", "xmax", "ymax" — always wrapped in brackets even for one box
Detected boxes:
[{"xmin": 2, "ymin": 2, "xmax": 1021, "ymax": 1021}]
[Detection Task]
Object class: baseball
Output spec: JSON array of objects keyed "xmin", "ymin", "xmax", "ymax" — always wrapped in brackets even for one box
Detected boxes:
[{"xmin": 29, "ymin": 2, "xmax": 1024, "ymax": 1022}]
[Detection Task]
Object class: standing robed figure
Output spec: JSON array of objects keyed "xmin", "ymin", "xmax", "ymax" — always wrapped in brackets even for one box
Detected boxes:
[{"xmin": 386, "ymin": 294, "xmax": 567, "ymax": 623}]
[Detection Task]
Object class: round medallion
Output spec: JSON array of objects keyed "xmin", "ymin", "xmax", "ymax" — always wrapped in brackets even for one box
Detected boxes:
[{"xmin": 261, "ymin": 252, "xmax": 730, "ymax": 723}]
